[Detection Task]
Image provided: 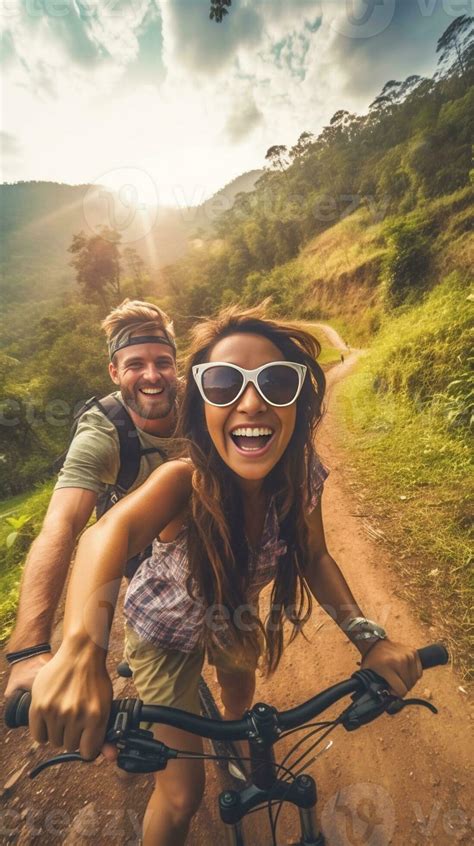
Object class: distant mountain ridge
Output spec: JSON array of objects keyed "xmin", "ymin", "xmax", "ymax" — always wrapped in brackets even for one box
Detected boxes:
[
  {"xmin": 191, "ymin": 169, "xmax": 263, "ymax": 233},
  {"xmin": 0, "ymin": 170, "xmax": 263, "ymax": 305}
]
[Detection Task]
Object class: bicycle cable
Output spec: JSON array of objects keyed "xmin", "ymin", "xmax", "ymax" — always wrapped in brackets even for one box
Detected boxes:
[
  {"xmin": 271, "ymin": 722, "xmax": 340, "ymax": 841},
  {"xmin": 281, "ymin": 721, "xmax": 340, "ymax": 784},
  {"xmin": 279, "ymin": 718, "xmax": 339, "ymax": 774},
  {"xmin": 268, "ymin": 802, "xmax": 277, "ymax": 846},
  {"xmin": 278, "ymin": 720, "xmax": 334, "ymax": 741},
  {"xmin": 173, "ymin": 749, "xmax": 297, "ymax": 781}
]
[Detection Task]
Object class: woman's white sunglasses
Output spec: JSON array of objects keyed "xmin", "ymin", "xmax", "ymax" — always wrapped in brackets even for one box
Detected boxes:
[{"xmin": 192, "ymin": 361, "xmax": 307, "ymax": 408}]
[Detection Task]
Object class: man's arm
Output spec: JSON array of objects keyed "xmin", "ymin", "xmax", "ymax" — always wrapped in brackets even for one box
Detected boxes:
[
  {"xmin": 5, "ymin": 404, "xmax": 120, "ymax": 697},
  {"xmin": 5, "ymin": 488, "xmax": 97, "ymax": 696},
  {"xmin": 29, "ymin": 460, "xmax": 192, "ymax": 760}
]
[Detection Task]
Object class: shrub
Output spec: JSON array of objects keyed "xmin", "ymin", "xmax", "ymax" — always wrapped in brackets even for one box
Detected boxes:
[{"xmin": 381, "ymin": 216, "xmax": 431, "ymax": 308}]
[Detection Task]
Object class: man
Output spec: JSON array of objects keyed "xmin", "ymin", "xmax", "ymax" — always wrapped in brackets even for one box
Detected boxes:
[{"xmin": 5, "ymin": 299, "xmax": 179, "ymax": 697}]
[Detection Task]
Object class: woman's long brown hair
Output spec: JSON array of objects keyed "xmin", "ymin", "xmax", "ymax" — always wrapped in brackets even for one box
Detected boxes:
[{"xmin": 176, "ymin": 302, "xmax": 326, "ymax": 674}]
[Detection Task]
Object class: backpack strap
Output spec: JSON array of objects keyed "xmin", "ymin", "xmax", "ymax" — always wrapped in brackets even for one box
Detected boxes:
[
  {"xmin": 52, "ymin": 396, "xmax": 102, "ymax": 473},
  {"xmin": 54, "ymin": 393, "xmax": 166, "ymax": 496},
  {"xmin": 94, "ymin": 395, "xmax": 141, "ymax": 492}
]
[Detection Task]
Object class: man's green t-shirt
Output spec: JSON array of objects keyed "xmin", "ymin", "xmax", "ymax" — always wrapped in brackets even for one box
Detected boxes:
[{"xmin": 54, "ymin": 392, "xmax": 172, "ymax": 496}]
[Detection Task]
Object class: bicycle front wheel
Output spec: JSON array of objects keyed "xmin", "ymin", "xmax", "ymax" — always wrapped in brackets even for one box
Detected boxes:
[{"xmin": 198, "ymin": 676, "xmax": 248, "ymax": 782}]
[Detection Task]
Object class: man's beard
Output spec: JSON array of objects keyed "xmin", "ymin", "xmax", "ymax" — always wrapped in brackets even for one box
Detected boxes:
[{"xmin": 121, "ymin": 382, "xmax": 177, "ymax": 420}]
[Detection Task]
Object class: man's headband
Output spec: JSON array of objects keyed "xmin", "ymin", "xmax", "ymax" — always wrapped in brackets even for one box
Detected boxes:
[{"xmin": 109, "ymin": 334, "xmax": 176, "ymax": 361}]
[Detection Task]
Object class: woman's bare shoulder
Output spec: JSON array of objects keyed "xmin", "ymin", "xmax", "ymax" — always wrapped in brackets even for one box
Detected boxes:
[{"xmin": 146, "ymin": 457, "xmax": 193, "ymax": 483}]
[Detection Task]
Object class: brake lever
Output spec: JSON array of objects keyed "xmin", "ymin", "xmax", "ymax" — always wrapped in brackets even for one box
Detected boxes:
[
  {"xmin": 341, "ymin": 669, "xmax": 438, "ymax": 731},
  {"xmin": 30, "ymin": 752, "xmax": 91, "ymax": 778},
  {"xmin": 385, "ymin": 697, "xmax": 438, "ymax": 716},
  {"xmin": 118, "ymin": 729, "xmax": 179, "ymax": 773},
  {"xmin": 29, "ymin": 729, "xmax": 177, "ymax": 778}
]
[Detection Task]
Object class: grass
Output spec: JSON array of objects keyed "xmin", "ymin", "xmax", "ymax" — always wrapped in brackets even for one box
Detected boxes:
[
  {"xmin": 292, "ymin": 185, "xmax": 474, "ymax": 347},
  {"xmin": 0, "ymin": 490, "xmax": 33, "ymax": 519},
  {"xmin": 302, "ymin": 205, "xmax": 386, "ymax": 282},
  {"xmin": 317, "ymin": 347, "xmax": 343, "ymax": 366},
  {"xmin": 0, "ymin": 480, "xmax": 55, "ymax": 643},
  {"xmin": 333, "ymin": 275, "xmax": 473, "ymax": 681}
]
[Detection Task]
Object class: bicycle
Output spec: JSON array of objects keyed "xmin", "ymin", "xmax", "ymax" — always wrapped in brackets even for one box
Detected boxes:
[{"xmin": 5, "ymin": 643, "xmax": 448, "ymax": 846}]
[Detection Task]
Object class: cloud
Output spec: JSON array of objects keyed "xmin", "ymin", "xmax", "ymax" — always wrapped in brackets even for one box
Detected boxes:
[
  {"xmin": 0, "ymin": 0, "xmax": 460, "ymax": 204},
  {"xmin": 224, "ymin": 91, "xmax": 264, "ymax": 142},
  {"xmin": 125, "ymin": 7, "xmax": 165, "ymax": 86},
  {"xmin": 158, "ymin": 0, "xmax": 263, "ymax": 74},
  {"xmin": 0, "ymin": 131, "xmax": 21, "ymax": 157},
  {"xmin": 328, "ymin": 0, "xmax": 454, "ymax": 103},
  {"xmin": 0, "ymin": 29, "xmax": 15, "ymax": 66},
  {"xmin": 156, "ymin": 0, "xmax": 324, "ymax": 76},
  {"xmin": 0, "ymin": 0, "xmax": 163, "ymax": 98}
]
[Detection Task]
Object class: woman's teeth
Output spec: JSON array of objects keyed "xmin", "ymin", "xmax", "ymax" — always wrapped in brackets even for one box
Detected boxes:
[
  {"xmin": 230, "ymin": 427, "xmax": 274, "ymax": 452},
  {"xmin": 232, "ymin": 427, "xmax": 273, "ymax": 437}
]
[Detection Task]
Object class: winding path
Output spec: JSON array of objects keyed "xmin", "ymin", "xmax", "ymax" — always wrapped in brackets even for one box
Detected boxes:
[{"xmin": 308, "ymin": 322, "xmax": 350, "ymax": 352}]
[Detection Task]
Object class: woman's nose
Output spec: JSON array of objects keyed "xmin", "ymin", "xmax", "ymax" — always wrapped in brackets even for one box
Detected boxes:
[{"xmin": 236, "ymin": 383, "xmax": 267, "ymax": 413}]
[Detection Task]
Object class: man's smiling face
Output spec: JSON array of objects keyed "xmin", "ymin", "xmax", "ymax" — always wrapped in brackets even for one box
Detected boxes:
[{"xmin": 109, "ymin": 335, "xmax": 178, "ymax": 421}]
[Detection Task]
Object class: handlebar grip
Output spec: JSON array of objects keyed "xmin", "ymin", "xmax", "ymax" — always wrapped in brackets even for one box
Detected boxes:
[
  {"xmin": 4, "ymin": 691, "xmax": 128, "ymax": 732},
  {"xmin": 4, "ymin": 689, "xmax": 31, "ymax": 729},
  {"xmin": 417, "ymin": 644, "xmax": 449, "ymax": 669}
]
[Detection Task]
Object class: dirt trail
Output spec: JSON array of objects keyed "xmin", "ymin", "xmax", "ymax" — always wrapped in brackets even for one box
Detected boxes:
[
  {"xmin": 308, "ymin": 323, "xmax": 349, "ymax": 352},
  {"xmin": 1, "ymin": 351, "xmax": 472, "ymax": 845}
]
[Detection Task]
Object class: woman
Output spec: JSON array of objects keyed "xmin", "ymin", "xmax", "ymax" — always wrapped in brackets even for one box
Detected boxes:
[{"xmin": 30, "ymin": 303, "xmax": 423, "ymax": 846}]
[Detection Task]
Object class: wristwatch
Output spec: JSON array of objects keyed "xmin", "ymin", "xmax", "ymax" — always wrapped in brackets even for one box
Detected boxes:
[{"xmin": 344, "ymin": 617, "xmax": 387, "ymax": 643}]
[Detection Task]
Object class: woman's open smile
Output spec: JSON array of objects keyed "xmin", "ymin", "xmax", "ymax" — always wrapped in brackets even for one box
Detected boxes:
[{"xmin": 228, "ymin": 424, "xmax": 276, "ymax": 456}]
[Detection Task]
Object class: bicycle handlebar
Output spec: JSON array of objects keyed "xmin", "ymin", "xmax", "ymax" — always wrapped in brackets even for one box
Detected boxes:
[{"xmin": 4, "ymin": 644, "xmax": 449, "ymax": 737}]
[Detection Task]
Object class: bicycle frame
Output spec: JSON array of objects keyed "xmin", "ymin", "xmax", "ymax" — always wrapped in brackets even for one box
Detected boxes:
[{"xmin": 220, "ymin": 702, "xmax": 325, "ymax": 845}]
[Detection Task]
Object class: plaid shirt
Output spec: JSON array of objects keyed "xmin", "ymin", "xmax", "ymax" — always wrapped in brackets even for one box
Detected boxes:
[{"xmin": 124, "ymin": 456, "xmax": 329, "ymax": 652}]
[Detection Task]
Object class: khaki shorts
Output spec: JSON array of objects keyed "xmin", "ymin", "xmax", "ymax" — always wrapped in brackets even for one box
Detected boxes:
[{"xmin": 124, "ymin": 624, "xmax": 263, "ymax": 718}]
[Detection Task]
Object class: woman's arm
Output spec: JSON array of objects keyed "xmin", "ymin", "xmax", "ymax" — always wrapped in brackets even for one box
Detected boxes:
[
  {"xmin": 29, "ymin": 460, "xmax": 193, "ymax": 759},
  {"xmin": 304, "ymin": 498, "xmax": 422, "ymax": 697}
]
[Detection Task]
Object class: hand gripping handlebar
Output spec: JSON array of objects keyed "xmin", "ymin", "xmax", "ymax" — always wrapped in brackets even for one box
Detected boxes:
[{"xmin": 4, "ymin": 644, "xmax": 449, "ymax": 735}]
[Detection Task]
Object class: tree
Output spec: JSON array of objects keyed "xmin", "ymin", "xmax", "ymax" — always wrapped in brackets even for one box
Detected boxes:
[
  {"xmin": 265, "ymin": 145, "xmax": 290, "ymax": 173},
  {"xmin": 209, "ymin": 0, "xmax": 231, "ymax": 23},
  {"xmin": 436, "ymin": 15, "xmax": 474, "ymax": 85},
  {"xmin": 68, "ymin": 227, "xmax": 122, "ymax": 306},
  {"xmin": 370, "ymin": 76, "xmax": 424, "ymax": 113},
  {"xmin": 290, "ymin": 132, "xmax": 314, "ymax": 161},
  {"xmin": 123, "ymin": 247, "xmax": 147, "ymax": 296}
]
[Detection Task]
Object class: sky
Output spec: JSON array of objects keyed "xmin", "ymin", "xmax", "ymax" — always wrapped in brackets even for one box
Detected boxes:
[{"xmin": 0, "ymin": 0, "xmax": 465, "ymax": 207}]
